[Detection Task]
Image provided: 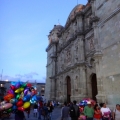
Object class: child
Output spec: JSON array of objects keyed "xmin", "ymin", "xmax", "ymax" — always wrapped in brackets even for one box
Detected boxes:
[{"xmin": 33, "ymin": 103, "xmax": 38, "ymax": 117}]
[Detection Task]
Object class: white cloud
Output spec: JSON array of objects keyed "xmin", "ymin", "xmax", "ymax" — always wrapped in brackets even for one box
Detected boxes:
[{"xmin": 2, "ymin": 72, "xmax": 45, "ymax": 83}]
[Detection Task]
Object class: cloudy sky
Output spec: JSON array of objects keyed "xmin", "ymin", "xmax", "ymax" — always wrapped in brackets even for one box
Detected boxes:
[{"xmin": 0, "ymin": 0, "xmax": 87, "ymax": 83}]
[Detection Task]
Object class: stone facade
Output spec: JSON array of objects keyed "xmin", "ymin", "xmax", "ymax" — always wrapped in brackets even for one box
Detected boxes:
[{"xmin": 45, "ymin": 0, "xmax": 120, "ymax": 105}]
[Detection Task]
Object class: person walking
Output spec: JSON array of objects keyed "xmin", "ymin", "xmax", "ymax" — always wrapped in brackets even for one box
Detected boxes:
[
  {"xmin": 38, "ymin": 100, "xmax": 43, "ymax": 120},
  {"xmin": 61, "ymin": 102, "xmax": 70, "ymax": 120},
  {"xmin": 47, "ymin": 101, "xmax": 54, "ymax": 120},
  {"xmin": 112, "ymin": 104, "xmax": 120, "ymax": 120},
  {"xmin": 42, "ymin": 103, "xmax": 48, "ymax": 120},
  {"xmin": 70, "ymin": 100, "xmax": 80, "ymax": 120},
  {"xmin": 100, "ymin": 103, "xmax": 111, "ymax": 120},
  {"xmin": 84, "ymin": 101, "xmax": 94, "ymax": 120}
]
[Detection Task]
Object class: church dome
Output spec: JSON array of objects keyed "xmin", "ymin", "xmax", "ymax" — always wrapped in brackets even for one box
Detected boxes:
[
  {"xmin": 65, "ymin": 4, "xmax": 84, "ymax": 27},
  {"xmin": 52, "ymin": 25, "xmax": 64, "ymax": 32}
]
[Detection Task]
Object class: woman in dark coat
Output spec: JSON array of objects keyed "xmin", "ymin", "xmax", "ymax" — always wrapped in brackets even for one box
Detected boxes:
[{"xmin": 15, "ymin": 110, "xmax": 25, "ymax": 120}]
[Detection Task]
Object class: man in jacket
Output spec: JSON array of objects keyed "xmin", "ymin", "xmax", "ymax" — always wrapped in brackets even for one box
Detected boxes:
[
  {"xmin": 61, "ymin": 102, "xmax": 70, "ymax": 120},
  {"xmin": 70, "ymin": 100, "xmax": 80, "ymax": 120}
]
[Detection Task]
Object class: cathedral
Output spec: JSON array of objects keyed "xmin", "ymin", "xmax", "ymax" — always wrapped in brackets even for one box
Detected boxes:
[{"xmin": 45, "ymin": 0, "xmax": 120, "ymax": 105}]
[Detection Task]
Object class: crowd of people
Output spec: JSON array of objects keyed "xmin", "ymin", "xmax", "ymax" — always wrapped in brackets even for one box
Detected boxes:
[
  {"xmin": 3, "ymin": 99, "xmax": 120, "ymax": 120},
  {"xmin": 61, "ymin": 100, "xmax": 120, "ymax": 120}
]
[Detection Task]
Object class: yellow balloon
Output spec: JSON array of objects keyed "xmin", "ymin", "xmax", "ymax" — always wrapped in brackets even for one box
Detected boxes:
[
  {"xmin": 20, "ymin": 88, "xmax": 24, "ymax": 92},
  {"xmin": 15, "ymin": 88, "xmax": 21, "ymax": 93},
  {"xmin": 23, "ymin": 102, "xmax": 30, "ymax": 109}
]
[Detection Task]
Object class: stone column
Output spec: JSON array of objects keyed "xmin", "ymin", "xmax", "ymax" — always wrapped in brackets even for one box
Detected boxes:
[
  {"xmin": 50, "ymin": 79, "xmax": 55, "ymax": 100},
  {"xmin": 94, "ymin": 53, "xmax": 106, "ymax": 103},
  {"xmin": 76, "ymin": 16, "xmax": 83, "ymax": 32},
  {"xmin": 90, "ymin": 0, "xmax": 96, "ymax": 16},
  {"xmin": 80, "ymin": 66, "xmax": 87, "ymax": 99},
  {"xmin": 79, "ymin": 36, "xmax": 85, "ymax": 61}
]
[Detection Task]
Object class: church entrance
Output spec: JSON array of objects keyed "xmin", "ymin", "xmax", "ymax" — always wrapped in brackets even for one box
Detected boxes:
[
  {"xmin": 91, "ymin": 74, "xmax": 98, "ymax": 101},
  {"xmin": 66, "ymin": 76, "xmax": 71, "ymax": 103}
]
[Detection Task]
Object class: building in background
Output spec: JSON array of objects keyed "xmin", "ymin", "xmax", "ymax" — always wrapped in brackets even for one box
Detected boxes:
[
  {"xmin": 45, "ymin": 0, "xmax": 120, "ymax": 105},
  {"xmin": 0, "ymin": 81, "xmax": 7, "ymax": 100}
]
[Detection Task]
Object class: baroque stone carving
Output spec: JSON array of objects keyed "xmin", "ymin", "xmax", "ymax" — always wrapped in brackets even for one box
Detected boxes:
[
  {"xmin": 89, "ymin": 37, "xmax": 94, "ymax": 50},
  {"xmin": 65, "ymin": 49, "xmax": 71, "ymax": 65}
]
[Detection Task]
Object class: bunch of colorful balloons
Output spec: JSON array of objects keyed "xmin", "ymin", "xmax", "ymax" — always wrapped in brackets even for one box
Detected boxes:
[
  {"xmin": 79, "ymin": 98, "xmax": 96, "ymax": 106},
  {"xmin": 0, "ymin": 81, "xmax": 41, "ymax": 113}
]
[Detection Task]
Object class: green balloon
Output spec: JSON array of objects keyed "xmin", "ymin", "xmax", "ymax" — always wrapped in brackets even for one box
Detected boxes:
[
  {"xmin": 21, "ymin": 83, "xmax": 27, "ymax": 88},
  {"xmin": 16, "ymin": 94, "xmax": 20, "ymax": 99},
  {"xmin": 7, "ymin": 108, "xmax": 12, "ymax": 113}
]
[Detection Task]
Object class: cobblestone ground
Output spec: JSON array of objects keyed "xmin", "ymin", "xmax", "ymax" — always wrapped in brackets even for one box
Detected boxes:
[{"xmin": 3, "ymin": 107, "xmax": 61, "ymax": 120}]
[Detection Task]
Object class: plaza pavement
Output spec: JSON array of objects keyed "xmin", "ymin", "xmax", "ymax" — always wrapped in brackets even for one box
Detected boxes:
[{"xmin": 4, "ymin": 107, "xmax": 61, "ymax": 120}]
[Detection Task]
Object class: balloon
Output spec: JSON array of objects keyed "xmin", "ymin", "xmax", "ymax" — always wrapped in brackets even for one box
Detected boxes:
[
  {"xmin": 20, "ymin": 92, "xmax": 24, "ymax": 99},
  {"xmin": 24, "ymin": 88, "xmax": 29, "ymax": 95},
  {"xmin": 10, "ymin": 85, "xmax": 16, "ymax": 91},
  {"xmin": 17, "ymin": 100, "xmax": 23, "ymax": 107},
  {"xmin": 21, "ymin": 83, "xmax": 27, "ymax": 88},
  {"xmin": 27, "ymin": 91, "xmax": 31, "ymax": 96},
  {"xmin": 16, "ymin": 94, "xmax": 20, "ymax": 99},
  {"xmin": 23, "ymin": 95, "xmax": 30, "ymax": 102},
  {"xmin": 27, "ymin": 83, "xmax": 32, "ymax": 88},
  {"xmin": 15, "ymin": 82, "xmax": 20, "ymax": 89},
  {"xmin": 20, "ymin": 88, "xmax": 24, "ymax": 92},
  {"xmin": 30, "ymin": 99, "xmax": 35, "ymax": 104},
  {"xmin": 7, "ymin": 89, "xmax": 14, "ymax": 94},
  {"xmin": 4, "ymin": 94, "xmax": 14, "ymax": 102},
  {"xmin": 12, "ymin": 105, "xmax": 17, "ymax": 110},
  {"xmin": 23, "ymin": 102, "xmax": 30, "ymax": 109},
  {"xmin": 18, "ymin": 106, "xmax": 25, "ymax": 111},
  {"xmin": 19, "ymin": 81, "xmax": 24, "ymax": 85},
  {"xmin": 0, "ymin": 103, "xmax": 13, "ymax": 111},
  {"xmin": 31, "ymin": 95, "xmax": 37, "ymax": 101},
  {"xmin": 15, "ymin": 88, "xmax": 24, "ymax": 93},
  {"xmin": 11, "ymin": 81, "xmax": 16, "ymax": 86},
  {"xmin": 15, "ymin": 89, "xmax": 21, "ymax": 93},
  {"xmin": 10, "ymin": 98, "xmax": 17, "ymax": 104},
  {"xmin": 31, "ymin": 90, "xmax": 36, "ymax": 96},
  {"xmin": 7, "ymin": 108, "xmax": 12, "ymax": 113}
]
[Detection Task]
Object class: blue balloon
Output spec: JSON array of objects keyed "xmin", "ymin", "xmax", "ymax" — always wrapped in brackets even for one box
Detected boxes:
[
  {"xmin": 19, "ymin": 81, "xmax": 24, "ymax": 85},
  {"xmin": 23, "ymin": 95, "xmax": 31, "ymax": 102},
  {"xmin": 31, "ymin": 95, "xmax": 37, "ymax": 101},
  {"xmin": 12, "ymin": 105, "xmax": 17, "ymax": 110},
  {"xmin": 15, "ymin": 82, "xmax": 20, "ymax": 89},
  {"xmin": 11, "ymin": 81, "xmax": 16, "ymax": 86}
]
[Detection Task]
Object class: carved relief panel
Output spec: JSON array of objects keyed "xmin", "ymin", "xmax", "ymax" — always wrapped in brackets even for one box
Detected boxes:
[
  {"xmin": 89, "ymin": 37, "xmax": 94, "ymax": 50},
  {"xmin": 74, "ymin": 41, "xmax": 79, "ymax": 62},
  {"xmin": 65, "ymin": 49, "xmax": 72, "ymax": 65}
]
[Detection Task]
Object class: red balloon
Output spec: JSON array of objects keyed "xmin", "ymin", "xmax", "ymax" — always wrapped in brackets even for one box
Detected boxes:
[
  {"xmin": 27, "ymin": 83, "xmax": 32, "ymax": 88},
  {"xmin": 17, "ymin": 100, "xmax": 23, "ymax": 107},
  {"xmin": 4, "ymin": 94, "xmax": 14, "ymax": 102},
  {"xmin": 18, "ymin": 107, "xmax": 25, "ymax": 111},
  {"xmin": 10, "ymin": 85, "xmax": 16, "ymax": 91}
]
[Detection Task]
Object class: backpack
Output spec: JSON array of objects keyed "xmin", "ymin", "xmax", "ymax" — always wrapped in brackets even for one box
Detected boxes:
[{"xmin": 69, "ymin": 106, "xmax": 75, "ymax": 117}]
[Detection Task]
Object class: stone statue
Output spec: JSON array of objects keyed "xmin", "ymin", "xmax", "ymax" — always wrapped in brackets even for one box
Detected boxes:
[
  {"xmin": 75, "ymin": 76, "xmax": 78, "ymax": 90},
  {"xmin": 89, "ymin": 37, "xmax": 94, "ymax": 50}
]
